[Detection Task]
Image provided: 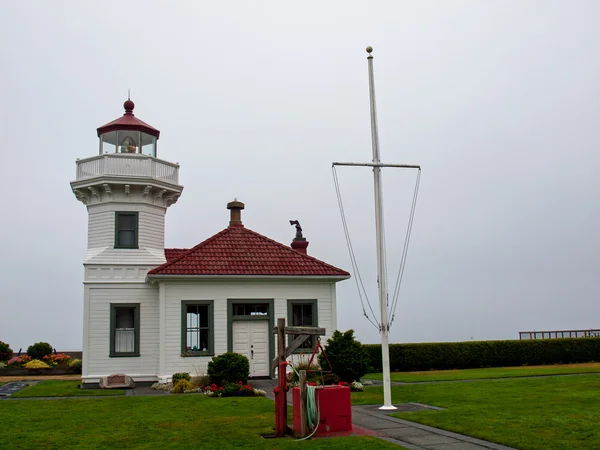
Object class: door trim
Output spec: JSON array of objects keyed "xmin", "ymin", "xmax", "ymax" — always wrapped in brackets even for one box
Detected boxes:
[{"xmin": 227, "ymin": 298, "xmax": 275, "ymax": 378}]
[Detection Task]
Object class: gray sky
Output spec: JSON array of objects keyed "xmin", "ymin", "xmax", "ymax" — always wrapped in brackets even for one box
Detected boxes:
[{"xmin": 2, "ymin": 1, "xmax": 599, "ymax": 351}]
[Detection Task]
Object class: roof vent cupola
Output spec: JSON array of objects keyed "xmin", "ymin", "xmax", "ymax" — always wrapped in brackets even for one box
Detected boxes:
[
  {"xmin": 227, "ymin": 199, "xmax": 245, "ymax": 227},
  {"xmin": 96, "ymin": 98, "xmax": 160, "ymax": 157}
]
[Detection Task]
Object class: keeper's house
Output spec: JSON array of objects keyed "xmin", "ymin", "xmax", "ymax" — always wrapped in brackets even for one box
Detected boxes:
[{"xmin": 70, "ymin": 99, "xmax": 350, "ymax": 387}]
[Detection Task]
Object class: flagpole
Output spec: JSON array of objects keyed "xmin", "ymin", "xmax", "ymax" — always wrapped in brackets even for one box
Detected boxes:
[{"xmin": 366, "ymin": 46, "xmax": 396, "ymax": 410}]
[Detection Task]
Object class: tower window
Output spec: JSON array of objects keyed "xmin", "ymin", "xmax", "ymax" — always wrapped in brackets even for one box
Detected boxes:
[
  {"xmin": 110, "ymin": 304, "xmax": 140, "ymax": 357},
  {"xmin": 115, "ymin": 212, "xmax": 138, "ymax": 249}
]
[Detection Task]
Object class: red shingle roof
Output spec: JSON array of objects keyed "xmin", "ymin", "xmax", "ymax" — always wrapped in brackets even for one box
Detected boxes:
[
  {"xmin": 150, "ymin": 226, "xmax": 350, "ymax": 278},
  {"xmin": 164, "ymin": 248, "xmax": 189, "ymax": 262}
]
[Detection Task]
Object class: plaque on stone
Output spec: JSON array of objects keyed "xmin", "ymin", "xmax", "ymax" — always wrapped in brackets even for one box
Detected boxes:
[{"xmin": 99, "ymin": 373, "xmax": 135, "ymax": 389}]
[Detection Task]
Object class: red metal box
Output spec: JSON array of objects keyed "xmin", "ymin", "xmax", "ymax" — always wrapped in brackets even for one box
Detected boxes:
[{"xmin": 292, "ymin": 385, "xmax": 352, "ymax": 435}]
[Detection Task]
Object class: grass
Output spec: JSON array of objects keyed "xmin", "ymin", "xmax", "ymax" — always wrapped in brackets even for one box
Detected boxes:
[
  {"xmin": 1, "ymin": 395, "xmax": 397, "ymax": 449},
  {"xmin": 10, "ymin": 381, "xmax": 125, "ymax": 398},
  {"xmin": 363, "ymin": 362, "xmax": 600, "ymax": 382},
  {"xmin": 352, "ymin": 374, "xmax": 600, "ymax": 449}
]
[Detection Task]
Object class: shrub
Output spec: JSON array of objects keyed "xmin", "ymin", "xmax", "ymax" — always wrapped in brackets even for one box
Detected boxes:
[
  {"xmin": 191, "ymin": 375, "xmax": 210, "ymax": 388},
  {"xmin": 363, "ymin": 337, "xmax": 600, "ymax": 372},
  {"xmin": 27, "ymin": 342, "xmax": 53, "ymax": 359},
  {"xmin": 69, "ymin": 358, "xmax": 82, "ymax": 369},
  {"xmin": 171, "ymin": 379, "xmax": 193, "ymax": 394},
  {"xmin": 25, "ymin": 359, "xmax": 50, "ymax": 369},
  {"xmin": 319, "ymin": 330, "xmax": 370, "ymax": 382},
  {"xmin": 172, "ymin": 372, "xmax": 191, "ymax": 383},
  {"xmin": 6, "ymin": 355, "xmax": 31, "ymax": 367},
  {"xmin": 208, "ymin": 352, "xmax": 249, "ymax": 386},
  {"xmin": 0, "ymin": 341, "xmax": 13, "ymax": 362},
  {"xmin": 43, "ymin": 353, "xmax": 71, "ymax": 366},
  {"xmin": 322, "ymin": 373, "xmax": 341, "ymax": 385}
]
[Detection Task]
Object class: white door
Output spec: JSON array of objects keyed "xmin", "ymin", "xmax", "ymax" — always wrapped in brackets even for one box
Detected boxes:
[{"xmin": 232, "ymin": 320, "xmax": 270, "ymax": 377}]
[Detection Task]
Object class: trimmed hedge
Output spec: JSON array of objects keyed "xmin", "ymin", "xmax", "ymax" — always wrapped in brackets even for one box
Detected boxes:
[{"xmin": 364, "ymin": 338, "xmax": 600, "ymax": 372}]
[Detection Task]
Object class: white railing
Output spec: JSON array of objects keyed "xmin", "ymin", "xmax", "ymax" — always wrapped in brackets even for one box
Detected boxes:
[{"xmin": 76, "ymin": 154, "xmax": 179, "ymax": 184}]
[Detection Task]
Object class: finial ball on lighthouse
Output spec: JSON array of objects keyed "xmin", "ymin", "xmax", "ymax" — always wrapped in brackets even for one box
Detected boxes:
[{"xmin": 366, "ymin": 46, "xmax": 373, "ymax": 53}]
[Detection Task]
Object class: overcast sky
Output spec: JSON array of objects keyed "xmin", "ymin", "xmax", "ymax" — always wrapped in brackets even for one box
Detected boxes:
[{"xmin": 1, "ymin": 1, "xmax": 599, "ymax": 351}]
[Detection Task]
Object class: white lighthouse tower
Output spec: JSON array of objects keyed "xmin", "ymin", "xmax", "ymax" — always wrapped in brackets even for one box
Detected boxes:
[{"xmin": 70, "ymin": 99, "xmax": 183, "ymax": 384}]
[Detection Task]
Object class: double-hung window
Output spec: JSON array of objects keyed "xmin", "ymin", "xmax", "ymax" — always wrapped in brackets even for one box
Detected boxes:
[
  {"xmin": 110, "ymin": 304, "xmax": 140, "ymax": 357},
  {"xmin": 115, "ymin": 212, "xmax": 138, "ymax": 249},
  {"xmin": 182, "ymin": 301, "xmax": 214, "ymax": 356},
  {"xmin": 287, "ymin": 300, "xmax": 318, "ymax": 352}
]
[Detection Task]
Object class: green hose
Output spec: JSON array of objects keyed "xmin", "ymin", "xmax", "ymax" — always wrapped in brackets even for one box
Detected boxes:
[
  {"xmin": 290, "ymin": 365, "xmax": 321, "ymax": 440},
  {"xmin": 297, "ymin": 385, "xmax": 320, "ymax": 441}
]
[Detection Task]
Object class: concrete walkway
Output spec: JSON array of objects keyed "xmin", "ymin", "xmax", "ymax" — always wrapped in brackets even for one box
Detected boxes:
[{"xmin": 249, "ymin": 379, "xmax": 516, "ymax": 450}]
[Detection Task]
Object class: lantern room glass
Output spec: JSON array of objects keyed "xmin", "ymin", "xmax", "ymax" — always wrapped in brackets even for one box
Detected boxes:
[{"xmin": 99, "ymin": 131, "xmax": 157, "ymax": 157}]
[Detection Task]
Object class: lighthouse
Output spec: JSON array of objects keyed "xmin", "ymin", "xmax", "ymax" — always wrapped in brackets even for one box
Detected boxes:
[{"xmin": 70, "ymin": 99, "xmax": 183, "ymax": 381}]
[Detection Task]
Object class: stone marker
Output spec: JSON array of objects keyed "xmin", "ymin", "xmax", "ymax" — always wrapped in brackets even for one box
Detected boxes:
[{"xmin": 99, "ymin": 373, "xmax": 135, "ymax": 389}]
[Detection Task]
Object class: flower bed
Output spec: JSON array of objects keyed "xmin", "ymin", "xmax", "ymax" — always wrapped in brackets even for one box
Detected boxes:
[
  {"xmin": 152, "ymin": 380, "xmax": 266, "ymax": 397},
  {"xmin": 0, "ymin": 366, "xmax": 81, "ymax": 376}
]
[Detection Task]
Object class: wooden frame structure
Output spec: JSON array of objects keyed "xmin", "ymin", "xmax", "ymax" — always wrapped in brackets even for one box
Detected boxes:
[{"xmin": 272, "ymin": 318, "xmax": 326, "ymax": 438}]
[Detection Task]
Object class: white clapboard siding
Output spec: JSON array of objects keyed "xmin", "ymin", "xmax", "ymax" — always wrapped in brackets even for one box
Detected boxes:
[
  {"xmin": 84, "ymin": 284, "xmax": 159, "ymax": 381},
  {"xmin": 160, "ymin": 280, "xmax": 336, "ymax": 378},
  {"xmin": 85, "ymin": 203, "xmax": 166, "ymax": 265}
]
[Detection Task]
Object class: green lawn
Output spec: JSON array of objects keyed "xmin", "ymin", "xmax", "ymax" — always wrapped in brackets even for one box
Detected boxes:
[
  {"xmin": 363, "ymin": 363, "xmax": 600, "ymax": 382},
  {"xmin": 353, "ymin": 374, "xmax": 600, "ymax": 449},
  {"xmin": 10, "ymin": 381, "xmax": 125, "ymax": 398},
  {"xmin": 1, "ymin": 395, "xmax": 396, "ymax": 449}
]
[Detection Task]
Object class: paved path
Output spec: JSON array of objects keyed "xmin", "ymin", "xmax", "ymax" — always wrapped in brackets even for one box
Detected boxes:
[{"xmin": 250, "ymin": 379, "xmax": 516, "ymax": 450}]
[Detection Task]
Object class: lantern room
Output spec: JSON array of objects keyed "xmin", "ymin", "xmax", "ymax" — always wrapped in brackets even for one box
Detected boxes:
[{"xmin": 97, "ymin": 99, "xmax": 160, "ymax": 157}]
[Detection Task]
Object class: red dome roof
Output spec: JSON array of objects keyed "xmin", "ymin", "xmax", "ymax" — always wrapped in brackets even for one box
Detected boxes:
[{"xmin": 97, "ymin": 99, "xmax": 160, "ymax": 139}]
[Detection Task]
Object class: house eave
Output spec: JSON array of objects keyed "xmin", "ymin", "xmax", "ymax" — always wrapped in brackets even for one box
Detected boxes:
[{"xmin": 146, "ymin": 274, "xmax": 350, "ymax": 284}]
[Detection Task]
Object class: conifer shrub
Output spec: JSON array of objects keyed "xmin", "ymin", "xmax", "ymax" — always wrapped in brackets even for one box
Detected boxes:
[
  {"xmin": 26, "ymin": 342, "xmax": 53, "ymax": 359},
  {"xmin": 208, "ymin": 352, "xmax": 250, "ymax": 386},
  {"xmin": 0, "ymin": 341, "xmax": 12, "ymax": 362},
  {"xmin": 318, "ymin": 330, "xmax": 370, "ymax": 382}
]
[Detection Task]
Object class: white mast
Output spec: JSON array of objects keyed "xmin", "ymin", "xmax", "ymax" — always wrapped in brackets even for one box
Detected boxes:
[
  {"xmin": 333, "ymin": 47, "xmax": 420, "ymax": 410},
  {"xmin": 366, "ymin": 46, "xmax": 396, "ymax": 411}
]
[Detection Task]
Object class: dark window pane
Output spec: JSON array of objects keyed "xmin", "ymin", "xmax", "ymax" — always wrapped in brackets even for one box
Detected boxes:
[
  {"xmin": 292, "ymin": 305, "xmax": 303, "ymax": 326},
  {"xmin": 116, "ymin": 308, "xmax": 134, "ymax": 329},
  {"xmin": 118, "ymin": 214, "xmax": 136, "ymax": 230},
  {"xmin": 118, "ymin": 231, "xmax": 135, "ymax": 247},
  {"xmin": 292, "ymin": 304, "xmax": 313, "ymax": 326},
  {"xmin": 199, "ymin": 305, "xmax": 208, "ymax": 327},
  {"xmin": 302, "ymin": 306, "xmax": 312, "ymax": 325}
]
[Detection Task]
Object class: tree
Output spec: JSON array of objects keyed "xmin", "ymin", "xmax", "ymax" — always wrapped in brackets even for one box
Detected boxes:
[
  {"xmin": 26, "ymin": 342, "xmax": 53, "ymax": 359},
  {"xmin": 319, "ymin": 330, "xmax": 370, "ymax": 382}
]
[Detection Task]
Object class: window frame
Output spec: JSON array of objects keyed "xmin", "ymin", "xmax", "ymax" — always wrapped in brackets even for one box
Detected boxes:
[
  {"xmin": 109, "ymin": 303, "xmax": 140, "ymax": 357},
  {"xmin": 114, "ymin": 211, "xmax": 139, "ymax": 249},
  {"xmin": 181, "ymin": 300, "xmax": 214, "ymax": 357},
  {"xmin": 287, "ymin": 299, "xmax": 318, "ymax": 353}
]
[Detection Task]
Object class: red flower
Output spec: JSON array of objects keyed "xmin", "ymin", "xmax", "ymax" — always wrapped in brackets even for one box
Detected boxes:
[{"xmin": 219, "ymin": 386, "xmax": 224, "ymax": 390}]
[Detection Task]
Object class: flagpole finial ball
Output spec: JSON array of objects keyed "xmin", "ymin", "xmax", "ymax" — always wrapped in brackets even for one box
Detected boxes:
[{"xmin": 366, "ymin": 46, "xmax": 373, "ymax": 53}]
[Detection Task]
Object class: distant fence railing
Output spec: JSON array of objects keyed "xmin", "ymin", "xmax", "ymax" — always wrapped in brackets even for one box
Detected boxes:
[{"xmin": 519, "ymin": 329, "xmax": 600, "ymax": 340}]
